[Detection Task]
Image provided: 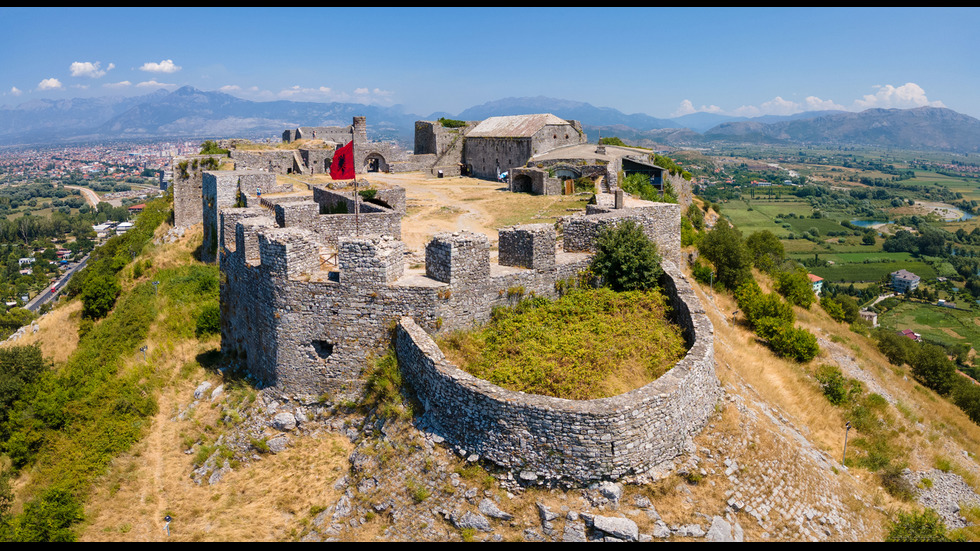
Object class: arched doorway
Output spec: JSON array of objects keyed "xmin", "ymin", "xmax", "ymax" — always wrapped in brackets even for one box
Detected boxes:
[
  {"xmin": 364, "ymin": 153, "xmax": 387, "ymax": 173},
  {"xmin": 512, "ymin": 174, "xmax": 533, "ymax": 193}
]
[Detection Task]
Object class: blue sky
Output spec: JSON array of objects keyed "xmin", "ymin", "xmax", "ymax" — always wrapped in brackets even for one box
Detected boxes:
[{"xmin": 2, "ymin": 7, "xmax": 978, "ymax": 120}]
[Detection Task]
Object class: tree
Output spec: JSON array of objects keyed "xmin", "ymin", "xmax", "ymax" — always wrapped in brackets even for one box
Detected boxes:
[
  {"xmin": 745, "ymin": 230, "xmax": 785, "ymax": 273},
  {"xmin": 590, "ymin": 220, "xmax": 663, "ymax": 292},
  {"xmin": 910, "ymin": 344, "xmax": 957, "ymax": 396},
  {"xmin": 80, "ymin": 273, "xmax": 120, "ymax": 320},
  {"xmin": 776, "ymin": 268, "xmax": 816, "ymax": 309},
  {"xmin": 698, "ymin": 219, "xmax": 752, "ymax": 290}
]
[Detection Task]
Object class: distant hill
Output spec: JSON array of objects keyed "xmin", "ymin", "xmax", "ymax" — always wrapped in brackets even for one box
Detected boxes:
[
  {"xmin": 0, "ymin": 86, "xmax": 418, "ymax": 146},
  {"xmin": 456, "ymin": 96, "xmax": 683, "ymax": 132},
  {"xmin": 2, "ymin": 88, "xmax": 978, "ymax": 154},
  {"xmin": 702, "ymin": 107, "xmax": 980, "ymax": 152}
]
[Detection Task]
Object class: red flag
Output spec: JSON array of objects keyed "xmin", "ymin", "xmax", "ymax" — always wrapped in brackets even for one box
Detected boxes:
[{"xmin": 329, "ymin": 141, "xmax": 355, "ymax": 180}]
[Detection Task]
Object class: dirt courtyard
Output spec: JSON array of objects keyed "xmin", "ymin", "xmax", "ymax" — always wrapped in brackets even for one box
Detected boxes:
[{"xmin": 275, "ymin": 172, "xmax": 592, "ymax": 253}]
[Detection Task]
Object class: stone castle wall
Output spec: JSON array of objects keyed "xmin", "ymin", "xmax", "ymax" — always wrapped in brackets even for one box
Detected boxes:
[
  {"xmin": 201, "ymin": 170, "xmax": 283, "ymax": 262},
  {"xmin": 173, "ymin": 154, "xmax": 225, "ymax": 228},
  {"xmin": 393, "ymin": 260, "xmax": 719, "ymax": 485},
  {"xmin": 217, "ymin": 189, "xmax": 718, "ymax": 485},
  {"xmin": 561, "ymin": 203, "xmax": 682, "ymax": 266}
]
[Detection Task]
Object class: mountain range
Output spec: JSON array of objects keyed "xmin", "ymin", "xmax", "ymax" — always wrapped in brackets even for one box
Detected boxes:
[{"xmin": 2, "ymin": 86, "xmax": 979, "ymax": 153}]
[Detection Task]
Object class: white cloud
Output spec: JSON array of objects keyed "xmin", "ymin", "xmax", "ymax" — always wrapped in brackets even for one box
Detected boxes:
[
  {"xmin": 103, "ymin": 81, "xmax": 132, "ymax": 89},
  {"xmin": 853, "ymin": 82, "xmax": 945, "ymax": 110},
  {"xmin": 10, "ymin": 87, "xmax": 22, "ymax": 96},
  {"xmin": 219, "ymin": 84, "xmax": 241, "ymax": 92},
  {"xmin": 37, "ymin": 78, "xmax": 63, "ymax": 91},
  {"xmin": 139, "ymin": 59, "xmax": 181, "ymax": 73},
  {"xmin": 804, "ymin": 96, "xmax": 847, "ymax": 111},
  {"xmin": 277, "ymin": 85, "xmax": 336, "ymax": 100},
  {"xmin": 136, "ymin": 79, "xmax": 174, "ymax": 89},
  {"xmin": 70, "ymin": 61, "xmax": 114, "ymax": 78},
  {"xmin": 672, "ymin": 99, "xmax": 722, "ymax": 117},
  {"xmin": 697, "ymin": 82, "xmax": 944, "ymax": 120}
]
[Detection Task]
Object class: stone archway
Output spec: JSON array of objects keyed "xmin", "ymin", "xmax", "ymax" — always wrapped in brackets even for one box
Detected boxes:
[
  {"xmin": 512, "ymin": 174, "xmax": 533, "ymax": 193},
  {"xmin": 364, "ymin": 153, "xmax": 387, "ymax": 173}
]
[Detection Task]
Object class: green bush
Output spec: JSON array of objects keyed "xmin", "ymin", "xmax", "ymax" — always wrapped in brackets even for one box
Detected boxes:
[
  {"xmin": 886, "ymin": 508, "xmax": 964, "ymax": 542},
  {"xmin": 437, "ymin": 117, "xmax": 466, "ymax": 129},
  {"xmin": 13, "ymin": 486, "xmax": 84, "ymax": 542},
  {"xmin": 195, "ymin": 302, "xmax": 221, "ymax": 338},
  {"xmin": 815, "ymin": 364, "xmax": 862, "ymax": 406},
  {"xmin": 820, "ymin": 295, "xmax": 847, "ymax": 322},
  {"xmin": 775, "ymin": 268, "xmax": 816, "ymax": 309},
  {"xmin": 698, "ymin": 219, "xmax": 752, "ymax": 290},
  {"xmin": 590, "ymin": 219, "xmax": 663, "ymax": 292},
  {"xmin": 767, "ymin": 322, "xmax": 820, "ymax": 362},
  {"xmin": 80, "ymin": 273, "xmax": 121, "ymax": 320},
  {"xmin": 745, "ymin": 230, "xmax": 785, "ymax": 274},
  {"xmin": 735, "ymin": 281, "xmax": 794, "ymax": 329}
]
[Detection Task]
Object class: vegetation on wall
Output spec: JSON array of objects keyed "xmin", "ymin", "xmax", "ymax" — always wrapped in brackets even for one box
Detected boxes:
[{"xmin": 440, "ymin": 287, "xmax": 686, "ymax": 400}]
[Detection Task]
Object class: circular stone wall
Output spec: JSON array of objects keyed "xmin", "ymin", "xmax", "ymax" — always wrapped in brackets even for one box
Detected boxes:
[{"xmin": 394, "ymin": 261, "xmax": 720, "ymax": 485}]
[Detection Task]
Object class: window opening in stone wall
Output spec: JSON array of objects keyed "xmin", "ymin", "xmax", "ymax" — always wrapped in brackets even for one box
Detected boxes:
[{"xmin": 312, "ymin": 340, "xmax": 334, "ymax": 359}]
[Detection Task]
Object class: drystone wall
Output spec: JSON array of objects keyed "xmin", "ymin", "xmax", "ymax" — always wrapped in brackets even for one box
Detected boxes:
[
  {"xmin": 394, "ymin": 260, "xmax": 720, "ymax": 486},
  {"xmin": 217, "ymin": 188, "xmax": 717, "ymax": 485},
  {"xmin": 561, "ymin": 203, "xmax": 682, "ymax": 266},
  {"xmin": 219, "ymin": 213, "xmax": 608, "ymax": 400},
  {"xmin": 201, "ymin": 170, "xmax": 284, "ymax": 262},
  {"xmin": 230, "ymin": 150, "xmax": 303, "ymax": 174},
  {"xmin": 173, "ymin": 154, "xmax": 225, "ymax": 228}
]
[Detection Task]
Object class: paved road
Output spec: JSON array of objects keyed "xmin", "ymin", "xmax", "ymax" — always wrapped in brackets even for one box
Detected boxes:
[
  {"xmin": 25, "ymin": 254, "xmax": 89, "ymax": 313},
  {"xmin": 63, "ymin": 185, "xmax": 101, "ymax": 208}
]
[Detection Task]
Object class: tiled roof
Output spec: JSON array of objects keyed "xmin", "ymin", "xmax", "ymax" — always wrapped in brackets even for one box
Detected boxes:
[{"xmin": 467, "ymin": 114, "xmax": 569, "ymax": 138}]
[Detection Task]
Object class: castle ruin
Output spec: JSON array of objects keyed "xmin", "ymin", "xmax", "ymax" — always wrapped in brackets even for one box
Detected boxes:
[{"xmin": 175, "ymin": 113, "xmax": 718, "ymax": 485}]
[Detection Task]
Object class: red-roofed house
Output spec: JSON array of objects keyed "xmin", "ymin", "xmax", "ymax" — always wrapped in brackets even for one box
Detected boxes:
[{"xmin": 807, "ymin": 273, "xmax": 824, "ymax": 296}]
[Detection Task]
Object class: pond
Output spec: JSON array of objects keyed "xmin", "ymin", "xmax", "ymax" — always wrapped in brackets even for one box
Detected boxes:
[{"xmin": 850, "ymin": 219, "xmax": 894, "ymax": 228}]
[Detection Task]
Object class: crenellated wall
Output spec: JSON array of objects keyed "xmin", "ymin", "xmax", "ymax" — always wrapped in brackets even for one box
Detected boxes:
[
  {"xmin": 217, "ymin": 188, "xmax": 718, "ymax": 485},
  {"xmin": 219, "ymin": 212, "xmax": 609, "ymax": 398}
]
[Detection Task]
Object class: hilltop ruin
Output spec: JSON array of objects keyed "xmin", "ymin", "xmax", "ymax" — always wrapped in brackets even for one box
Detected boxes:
[{"xmin": 175, "ymin": 114, "xmax": 718, "ymax": 485}]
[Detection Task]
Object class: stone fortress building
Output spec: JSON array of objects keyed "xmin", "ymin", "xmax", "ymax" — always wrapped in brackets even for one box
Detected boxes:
[{"xmin": 175, "ymin": 114, "xmax": 718, "ymax": 485}]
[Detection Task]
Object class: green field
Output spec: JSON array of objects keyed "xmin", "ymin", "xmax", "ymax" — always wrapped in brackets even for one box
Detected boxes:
[
  {"xmin": 721, "ymin": 199, "xmax": 816, "ymax": 237},
  {"xmin": 879, "ymin": 300, "xmax": 980, "ymax": 351},
  {"xmin": 808, "ymin": 261, "xmax": 936, "ymax": 283}
]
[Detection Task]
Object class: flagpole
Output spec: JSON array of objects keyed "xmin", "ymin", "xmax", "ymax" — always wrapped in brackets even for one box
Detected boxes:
[{"xmin": 352, "ymin": 139, "xmax": 359, "ymax": 236}]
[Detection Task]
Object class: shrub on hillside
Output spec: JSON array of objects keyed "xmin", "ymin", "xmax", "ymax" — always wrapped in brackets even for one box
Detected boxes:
[
  {"xmin": 775, "ymin": 268, "xmax": 816, "ymax": 309},
  {"xmin": 767, "ymin": 323, "xmax": 819, "ymax": 362},
  {"xmin": 815, "ymin": 364, "xmax": 863, "ymax": 406},
  {"xmin": 80, "ymin": 273, "xmax": 121, "ymax": 320},
  {"xmin": 745, "ymin": 230, "xmax": 785, "ymax": 274},
  {"xmin": 886, "ymin": 508, "xmax": 964, "ymax": 542},
  {"xmin": 590, "ymin": 219, "xmax": 663, "ymax": 292},
  {"xmin": 698, "ymin": 219, "xmax": 752, "ymax": 290},
  {"xmin": 195, "ymin": 302, "xmax": 221, "ymax": 338}
]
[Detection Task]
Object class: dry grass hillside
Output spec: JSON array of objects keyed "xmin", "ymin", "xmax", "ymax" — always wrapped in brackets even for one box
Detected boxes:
[{"xmin": 4, "ymin": 173, "xmax": 978, "ymax": 542}]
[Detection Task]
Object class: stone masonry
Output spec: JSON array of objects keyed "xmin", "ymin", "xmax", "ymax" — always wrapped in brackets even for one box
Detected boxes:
[
  {"xmin": 216, "ymin": 179, "xmax": 716, "ymax": 485},
  {"xmin": 395, "ymin": 259, "xmax": 719, "ymax": 486}
]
